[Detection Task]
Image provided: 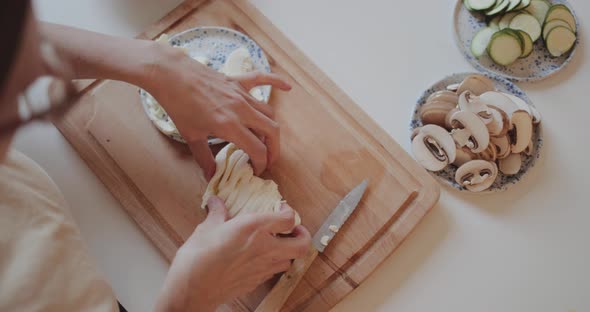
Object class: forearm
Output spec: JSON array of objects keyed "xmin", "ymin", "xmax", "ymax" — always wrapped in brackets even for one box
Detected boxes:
[{"xmin": 39, "ymin": 22, "xmax": 165, "ymax": 89}]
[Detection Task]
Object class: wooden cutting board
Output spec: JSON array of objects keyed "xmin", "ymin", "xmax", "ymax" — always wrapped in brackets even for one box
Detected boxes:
[{"xmin": 55, "ymin": 0, "xmax": 440, "ymax": 311}]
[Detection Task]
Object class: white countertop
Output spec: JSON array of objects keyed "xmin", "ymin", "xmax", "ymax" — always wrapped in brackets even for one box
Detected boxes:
[{"xmin": 16, "ymin": 0, "xmax": 589, "ymax": 311}]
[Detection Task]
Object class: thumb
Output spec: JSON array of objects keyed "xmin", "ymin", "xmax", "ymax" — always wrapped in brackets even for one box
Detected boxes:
[{"xmin": 204, "ymin": 196, "xmax": 228, "ymax": 225}]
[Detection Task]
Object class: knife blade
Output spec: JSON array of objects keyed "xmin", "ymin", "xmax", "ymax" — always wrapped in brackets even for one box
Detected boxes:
[
  {"xmin": 255, "ymin": 179, "xmax": 369, "ymax": 312},
  {"xmin": 311, "ymin": 179, "xmax": 369, "ymax": 253}
]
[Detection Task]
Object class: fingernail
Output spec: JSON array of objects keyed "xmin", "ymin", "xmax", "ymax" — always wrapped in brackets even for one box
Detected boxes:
[
  {"xmin": 207, "ymin": 196, "xmax": 222, "ymax": 209},
  {"xmin": 280, "ymin": 203, "xmax": 292, "ymax": 212}
]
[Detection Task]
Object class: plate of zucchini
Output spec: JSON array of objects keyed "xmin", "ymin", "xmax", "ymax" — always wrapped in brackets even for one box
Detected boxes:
[{"xmin": 454, "ymin": 0, "xmax": 579, "ymax": 81}]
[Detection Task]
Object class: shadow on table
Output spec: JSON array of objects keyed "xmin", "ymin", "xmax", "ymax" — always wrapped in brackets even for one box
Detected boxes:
[
  {"xmin": 331, "ymin": 202, "xmax": 451, "ymax": 312},
  {"xmin": 520, "ymin": 31, "xmax": 586, "ymax": 90}
]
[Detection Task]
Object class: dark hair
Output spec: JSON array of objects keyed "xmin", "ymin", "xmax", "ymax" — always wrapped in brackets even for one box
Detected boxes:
[{"xmin": 0, "ymin": 1, "xmax": 30, "ymax": 90}]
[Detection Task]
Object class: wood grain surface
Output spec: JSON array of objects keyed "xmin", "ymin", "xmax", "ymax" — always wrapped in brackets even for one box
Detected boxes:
[{"xmin": 55, "ymin": 0, "xmax": 440, "ymax": 310}]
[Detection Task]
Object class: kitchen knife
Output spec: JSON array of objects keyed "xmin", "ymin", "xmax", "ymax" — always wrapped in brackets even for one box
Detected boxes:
[{"xmin": 255, "ymin": 179, "xmax": 369, "ymax": 312}]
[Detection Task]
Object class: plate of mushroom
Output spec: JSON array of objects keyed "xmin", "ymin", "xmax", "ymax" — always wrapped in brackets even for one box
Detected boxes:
[{"xmin": 410, "ymin": 73, "xmax": 543, "ymax": 193}]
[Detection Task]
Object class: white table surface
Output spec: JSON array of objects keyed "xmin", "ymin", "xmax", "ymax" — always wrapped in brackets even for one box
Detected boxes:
[{"xmin": 17, "ymin": 0, "xmax": 589, "ymax": 311}]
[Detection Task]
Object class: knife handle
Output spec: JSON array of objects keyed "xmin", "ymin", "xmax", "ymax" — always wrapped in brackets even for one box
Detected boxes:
[{"xmin": 255, "ymin": 246, "xmax": 319, "ymax": 312}]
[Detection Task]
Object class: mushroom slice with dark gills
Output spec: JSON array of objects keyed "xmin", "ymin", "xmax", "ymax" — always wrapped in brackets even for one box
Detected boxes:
[
  {"xmin": 477, "ymin": 143, "xmax": 498, "ymax": 162},
  {"xmin": 449, "ymin": 111, "xmax": 490, "ymax": 154},
  {"xmin": 445, "ymin": 108, "xmax": 460, "ymax": 131},
  {"xmin": 491, "ymin": 135, "xmax": 511, "ymax": 159},
  {"xmin": 486, "ymin": 105, "xmax": 510, "ymax": 137},
  {"xmin": 411, "ymin": 125, "xmax": 456, "ymax": 172},
  {"xmin": 455, "ymin": 160, "xmax": 498, "ymax": 192}
]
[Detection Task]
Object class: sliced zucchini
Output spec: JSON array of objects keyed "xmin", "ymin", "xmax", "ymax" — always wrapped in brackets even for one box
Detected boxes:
[
  {"xmin": 503, "ymin": 28, "xmax": 525, "ymax": 54},
  {"xmin": 506, "ymin": 0, "xmax": 522, "ymax": 12},
  {"xmin": 515, "ymin": 0, "xmax": 531, "ymax": 10},
  {"xmin": 509, "ymin": 13, "xmax": 542, "ymax": 41},
  {"xmin": 545, "ymin": 4, "xmax": 577, "ymax": 32},
  {"xmin": 543, "ymin": 19, "xmax": 572, "ymax": 40},
  {"xmin": 467, "ymin": 0, "xmax": 497, "ymax": 11},
  {"xmin": 488, "ymin": 30, "xmax": 523, "ymax": 65},
  {"xmin": 464, "ymin": 0, "xmax": 474, "ymax": 11},
  {"xmin": 499, "ymin": 12, "xmax": 520, "ymax": 30},
  {"xmin": 516, "ymin": 30, "xmax": 534, "ymax": 57},
  {"xmin": 471, "ymin": 27, "xmax": 497, "ymax": 58},
  {"xmin": 489, "ymin": 15, "xmax": 502, "ymax": 30},
  {"xmin": 545, "ymin": 26, "xmax": 576, "ymax": 57},
  {"xmin": 486, "ymin": 0, "xmax": 510, "ymax": 16},
  {"xmin": 525, "ymin": 0, "xmax": 551, "ymax": 25}
]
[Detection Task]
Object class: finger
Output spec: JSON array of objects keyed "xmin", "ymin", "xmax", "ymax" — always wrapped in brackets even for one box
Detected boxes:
[
  {"xmin": 264, "ymin": 207, "xmax": 297, "ymax": 234},
  {"xmin": 233, "ymin": 71, "xmax": 292, "ymax": 91},
  {"xmin": 234, "ymin": 207, "xmax": 295, "ymax": 237},
  {"xmin": 224, "ymin": 126, "xmax": 267, "ymax": 175},
  {"xmin": 204, "ymin": 196, "xmax": 228, "ymax": 225},
  {"xmin": 240, "ymin": 108, "xmax": 280, "ymax": 167},
  {"xmin": 266, "ymin": 260, "xmax": 291, "ymax": 275},
  {"xmin": 272, "ymin": 225, "xmax": 312, "ymax": 260},
  {"xmin": 187, "ymin": 139, "xmax": 216, "ymax": 181},
  {"xmin": 239, "ymin": 89, "xmax": 274, "ymax": 119}
]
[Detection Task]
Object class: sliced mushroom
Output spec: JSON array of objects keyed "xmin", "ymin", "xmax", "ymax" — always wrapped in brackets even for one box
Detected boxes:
[
  {"xmin": 444, "ymin": 108, "xmax": 460, "ymax": 131},
  {"xmin": 530, "ymin": 105, "xmax": 542, "ymax": 124},
  {"xmin": 479, "ymin": 91, "xmax": 520, "ymax": 119},
  {"xmin": 486, "ymin": 105, "xmax": 510, "ymax": 137},
  {"xmin": 491, "ymin": 135, "xmax": 511, "ymax": 159},
  {"xmin": 509, "ymin": 111, "xmax": 533, "ymax": 153},
  {"xmin": 419, "ymin": 100, "xmax": 456, "ymax": 127},
  {"xmin": 411, "ymin": 125, "xmax": 457, "ymax": 172},
  {"xmin": 411, "ymin": 127, "xmax": 422, "ymax": 140},
  {"xmin": 450, "ymin": 111, "xmax": 490, "ymax": 154},
  {"xmin": 453, "ymin": 147, "xmax": 477, "ymax": 167},
  {"xmin": 426, "ymin": 90, "xmax": 459, "ymax": 106},
  {"xmin": 501, "ymin": 93, "xmax": 541, "ymax": 126},
  {"xmin": 477, "ymin": 143, "xmax": 498, "ymax": 162},
  {"xmin": 458, "ymin": 91, "xmax": 494, "ymax": 124},
  {"xmin": 457, "ymin": 74, "xmax": 496, "ymax": 96},
  {"xmin": 446, "ymin": 83, "xmax": 460, "ymax": 92},
  {"xmin": 499, "ymin": 153, "xmax": 522, "ymax": 175},
  {"xmin": 455, "ymin": 160, "xmax": 498, "ymax": 192},
  {"xmin": 502, "ymin": 93, "xmax": 532, "ymax": 115}
]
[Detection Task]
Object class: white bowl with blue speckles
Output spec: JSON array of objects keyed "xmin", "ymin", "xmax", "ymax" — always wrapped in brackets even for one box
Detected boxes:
[
  {"xmin": 139, "ymin": 26, "xmax": 272, "ymax": 144},
  {"xmin": 453, "ymin": 0, "xmax": 579, "ymax": 82},
  {"xmin": 410, "ymin": 73, "xmax": 543, "ymax": 193}
]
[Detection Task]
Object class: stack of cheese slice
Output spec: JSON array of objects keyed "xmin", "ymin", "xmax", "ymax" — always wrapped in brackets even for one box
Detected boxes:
[{"xmin": 201, "ymin": 143, "xmax": 301, "ymax": 231}]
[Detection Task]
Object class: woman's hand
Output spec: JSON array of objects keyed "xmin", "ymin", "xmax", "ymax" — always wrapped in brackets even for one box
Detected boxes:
[
  {"xmin": 39, "ymin": 24, "xmax": 290, "ymax": 179},
  {"xmin": 155, "ymin": 196, "xmax": 311, "ymax": 312},
  {"xmin": 144, "ymin": 45, "xmax": 292, "ymax": 179}
]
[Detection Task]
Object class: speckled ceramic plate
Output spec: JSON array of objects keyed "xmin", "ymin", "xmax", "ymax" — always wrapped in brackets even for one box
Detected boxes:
[
  {"xmin": 453, "ymin": 0, "xmax": 579, "ymax": 82},
  {"xmin": 139, "ymin": 27, "xmax": 272, "ymax": 144},
  {"xmin": 410, "ymin": 72, "xmax": 543, "ymax": 193}
]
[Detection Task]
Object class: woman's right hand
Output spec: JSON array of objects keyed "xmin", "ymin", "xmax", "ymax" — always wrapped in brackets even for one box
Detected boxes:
[
  {"xmin": 155, "ymin": 196, "xmax": 311, "ymax": 312},
  {"xmin": 143, "ymin": 44, "xmax": 292, "ymax": 180}
]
